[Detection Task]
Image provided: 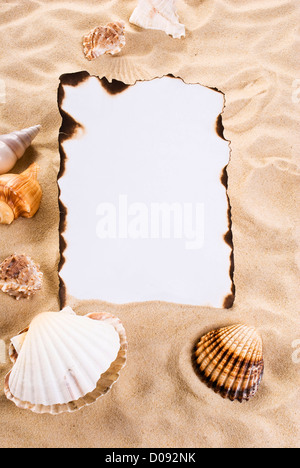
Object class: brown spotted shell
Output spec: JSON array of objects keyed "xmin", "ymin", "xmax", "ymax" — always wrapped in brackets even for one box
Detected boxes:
[
  {"xmin": 194, "ymin": 324, "xmax": 264, "ymax": 402},
  {"xmin": 0, "ymin": 254, "xmax": 43, "ymax": 300}
]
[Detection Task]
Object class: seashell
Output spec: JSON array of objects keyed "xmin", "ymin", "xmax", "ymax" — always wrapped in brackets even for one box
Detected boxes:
[
  {"xmin": 0, "ymin": 125, "xmax": 41, "ymax": 175},
  {"xmin": 129, "ymin": 0, "xmax": 185, "ymax": 39},
  {"xmin": 97, "ymin": 56, "xmax": 155, "ymax": 85},
  {"xmin": 0, "ymin": 254, "xmax": 43, "ymax": 300},
  {"xmin": 194, "ymin": 324, "xmax": 264, "ymax": 402},
  {"xmin": 83, "ymin": 21, "xmax": 126, "ymax": 61},
  {"xmin": 0, "ymin": 163, "xmax": 42, "ymax": 225},
  {"xmin": 4, "ymin": 307, "xmax": 128, "ymax": 414}
]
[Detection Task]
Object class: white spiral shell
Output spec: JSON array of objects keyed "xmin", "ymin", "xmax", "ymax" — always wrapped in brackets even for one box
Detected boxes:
[
  {"xmin": 0, "ymin": 125, "xmax": 41, "ymax": 174},
  {"xmin": 5, "ymin": 307, "xmax": 128, "ymax": 414}
]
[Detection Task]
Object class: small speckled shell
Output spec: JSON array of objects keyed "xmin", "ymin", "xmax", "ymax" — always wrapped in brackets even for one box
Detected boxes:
[
  {"xmin": 194, "ymin": 324, "xmax": 264, "ymax": 402},
  {"xmin": 83, "ymin": 22, "xmax": 126, "ymax": 61},
  {"xmin": 0, "ymin": 254, "xmax": 43, "ymax": 300}
]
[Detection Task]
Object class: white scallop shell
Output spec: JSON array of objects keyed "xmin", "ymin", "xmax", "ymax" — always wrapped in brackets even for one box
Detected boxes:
[
  {"xmin": 4, "ymin": 307, "xmax": 128, "ymax": 414},
  {"xmin": 0, "ymin": 125, "xmax": 41, "ymax": 175},
  {"xmin": 129, "ymin": 0, "xmax": 185, "ymax": 39}
]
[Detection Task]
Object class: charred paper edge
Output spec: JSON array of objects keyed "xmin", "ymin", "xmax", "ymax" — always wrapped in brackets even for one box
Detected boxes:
[
  {"xmin": 216, "ymin": 111, "xmax": 235, "ymax": 309},
  {"xmin": 57, "ymin": 71, "xmax": 235, "ymax": 309}
]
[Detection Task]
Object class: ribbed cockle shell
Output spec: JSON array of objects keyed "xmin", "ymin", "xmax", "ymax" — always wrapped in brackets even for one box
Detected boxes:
[
  {"xmin": 194, "ymin": 324, "xmax": 264, "ymax": 402},
  {"xmin": 0, "ymin": 163, "xmax": 42, "ymax": 224},
  {"xmin": 0, "ymin": 125, "xmax": 41, "ymax": 175}
]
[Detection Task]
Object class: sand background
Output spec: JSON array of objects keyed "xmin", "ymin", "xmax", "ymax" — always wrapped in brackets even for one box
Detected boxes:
[{"xmin": 0, "ymin": 0, "xmax": 299, "ymax": 448}]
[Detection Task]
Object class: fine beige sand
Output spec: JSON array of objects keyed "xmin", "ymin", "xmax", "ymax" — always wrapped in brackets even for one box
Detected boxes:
[{"xmin": 0, "ymin": 0, "xmax": 299, "ymax": 448}]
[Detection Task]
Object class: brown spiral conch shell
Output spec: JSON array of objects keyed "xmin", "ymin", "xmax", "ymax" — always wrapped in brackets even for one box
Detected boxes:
[
  {"xmin": 0, "ymin": 125, "xmax": 41, "ymax": 175},
  {"xmin": 194, "ymin": 324, "xmax": 264, "ymax": 402},
  {"xmin": 0, "ymin": 254, "xmax": 43, "ymax": 300},
  {"xmin": 83, "ymin": 21, "xmax": 126, "ymax": 61},
  {"xmin": 0, "ymin": 163, "xmax": 42, "ymax": 224}
]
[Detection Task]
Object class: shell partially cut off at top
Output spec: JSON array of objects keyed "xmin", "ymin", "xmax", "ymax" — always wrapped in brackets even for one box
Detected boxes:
[
  {"xmin": 83, "ymin": 21, "xmax": 126, "ymax": 61},
  {"xmin": 194, "ymin": 324, "xmax": 264, "ymax": 402},
  {"xmin": 130, "ymin": 0, "xmax": 185, "ymax": 39},
  {"xmin": 0, "ymin": 163, "xmax": 42, "ymax": 225},
  {"xmin": 0, "ymin": 254, "xmax": 43, "ymax": 300},
  {"xmin": 0, "ymin": 125, "xmax": 41, "ymax": 175},
  {"xmin": 4, "ymin": 307, "xmax": 128, "ymax": 414}
]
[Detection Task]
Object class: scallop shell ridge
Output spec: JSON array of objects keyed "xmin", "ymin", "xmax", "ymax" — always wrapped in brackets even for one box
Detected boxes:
[{"xmin": 194, "ymin": 324, "xmax": 264, "ymax": 402}]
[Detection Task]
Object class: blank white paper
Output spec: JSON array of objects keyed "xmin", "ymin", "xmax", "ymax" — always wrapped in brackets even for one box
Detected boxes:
[{"xmin": 59, "ymin": 76, "xmax": 232, "ymax": 308}]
